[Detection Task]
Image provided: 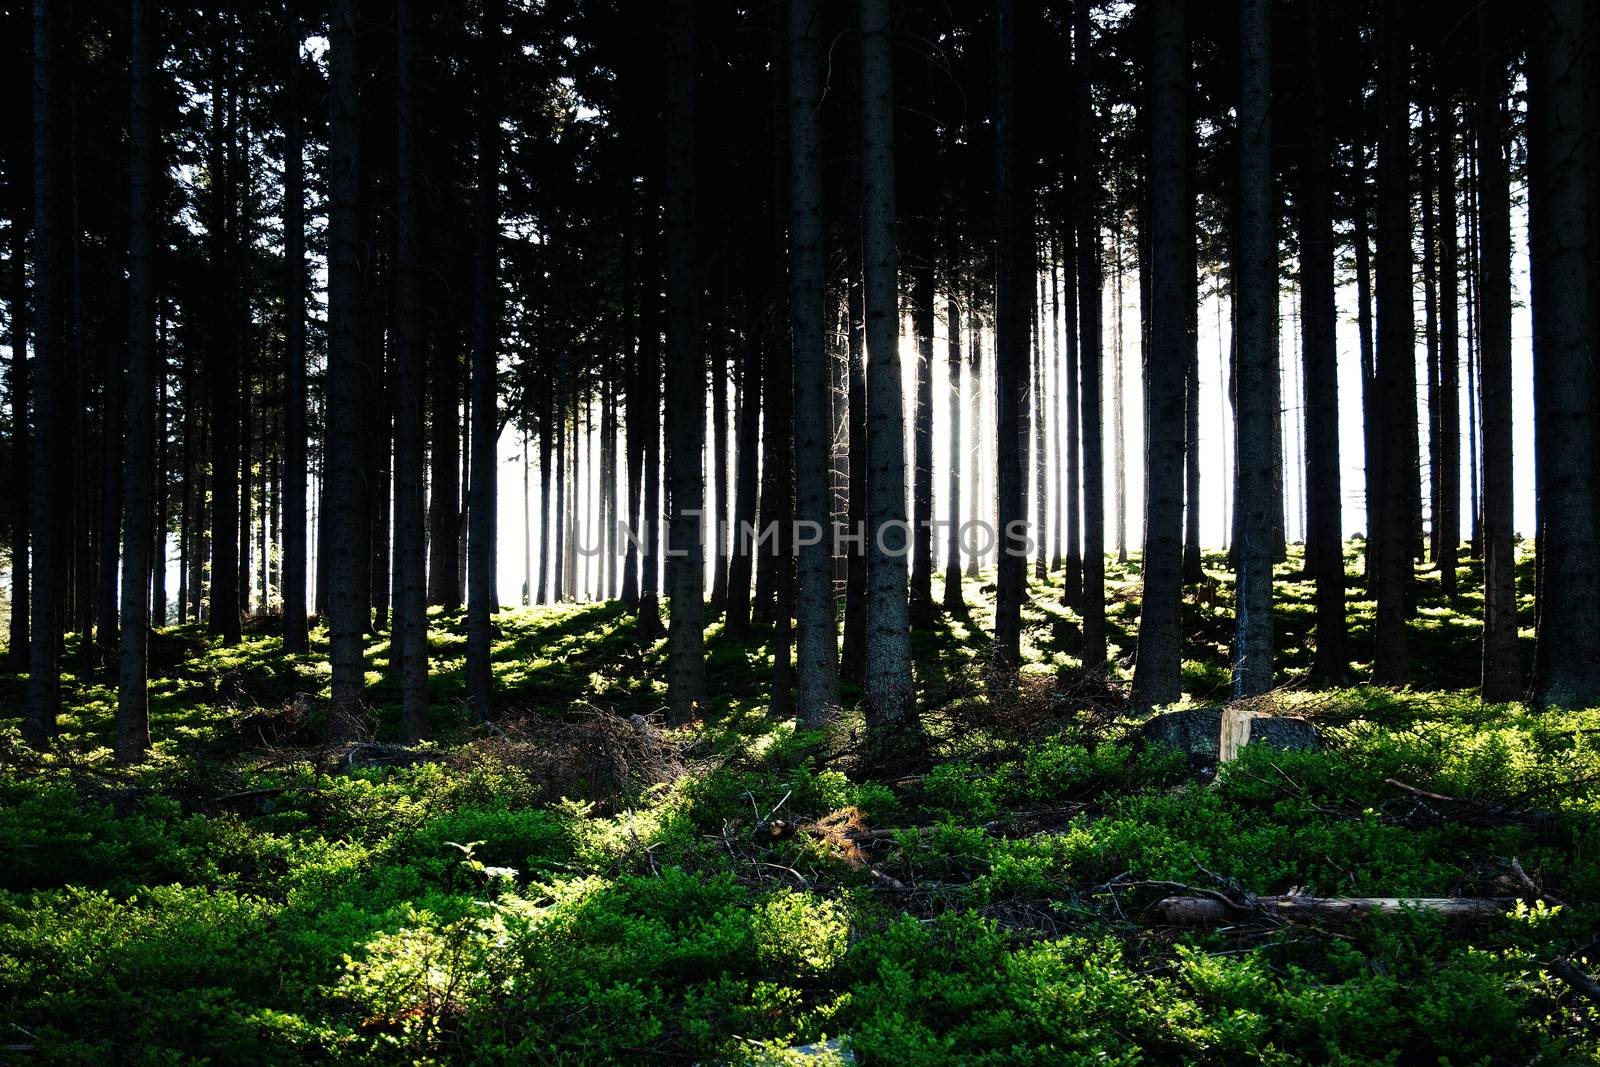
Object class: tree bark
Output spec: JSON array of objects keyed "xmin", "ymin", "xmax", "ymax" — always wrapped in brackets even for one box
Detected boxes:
[
  {"xmin": 24, "ymin": 0, "xmax": 64, "ymax": 746},
  {"xmin": 1372, "ymin": 3, "xmax": 1414, "ymax": 685},
  {"xmin": 788, "ymin": 0, "xmax": 838, "ymax": 727},
  {"xmin": 326, "ymin": 0, "xmax": 368, "ymax": 740},
  {"xmin": 942, "ymin": 214, "xmax": 965, "ymax": 611},
  {"xmin": 393, "ymin": 0, "xmax": 429, "ymax": 739},
  {"xmin": 464, "ymin": 0, "xmax": 502, "ymax": 719},
  {"xmin": 1075, "ymin": 0, "xmax": 1107, "ymax": 674},
  {"xmin": 1475, "ymin": 2, "xmax": 1519, "ymax": 701},
  {"xmin": 208, "ymin": 27, "xmax": 241, "ymax": 647},
  {"xmin": 1232, "ymin": 0, "xmax": 1274, "ymax": 698},
  {"xmin": 992, "ymin": 0, "xmax": 1030, "ymax": 685},
  {"xmin": 1299, "ymin": 0, "xmax": 1347, "ymax": 683},
  {"xmin": 1527, "ymin": 0, "xmax": 1599, "ymax": 708},
  {"xmin": 282, "ymin": 18, "xmax": 309, "ymax": 652},
  {"xmin": 663, "ymin": 0, "xmax": 707, "ymax": 725},
  {"xmin": 1132, "ymin": 0, "xmax": 1187, "ymax": 709},
  {"xmin": 860, "ymin": 0, "xmax": 916, "ymax": 747},
  {"xmin": 1435, "ymin": 101, "xmax": 1461, "ymax": 602},
  {"xmin": 115, "ymin": 0, "xmax": 158, "ymax": 762},
  {"xmin": 7, "ymin": 126, "xmax": 28, "ymax": 671}
]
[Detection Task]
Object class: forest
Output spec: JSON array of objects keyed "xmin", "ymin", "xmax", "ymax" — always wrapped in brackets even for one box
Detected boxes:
[{"xmin": 1, "ymin": 0, "xmax": 1599, "ymax": 1061}]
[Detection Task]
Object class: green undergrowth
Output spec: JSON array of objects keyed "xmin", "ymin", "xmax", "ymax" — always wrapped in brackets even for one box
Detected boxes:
[{"xmin": 2, "ymin": 544, "xmax": 1596, "ymax": 1064}]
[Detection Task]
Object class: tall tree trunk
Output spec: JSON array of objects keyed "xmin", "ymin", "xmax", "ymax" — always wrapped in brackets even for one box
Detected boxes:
[
  {"xmin": 1372, "ymin": 4, "xmax": 1414, "ymax": 685},
  {"xmin": 788, "ymin": 0, "xmax": 838, "ymax": 727},
  {"xmin": 619, "ymin": 219, "xmax": 639, "ymax": 608},
  {"xmin": 326, "ymin": 0, "xmax": 367, "ymax": 740},
  {"xmin": 1061, "ymin": 217, "xmax": 1083, "ymax": 596},
  {"xmin": 1354, "ymin": 172, "xmax": 1379, "ymax": 586},
  {"xmin": 942, "ymin": 215, "xmax": 965, "ymax": 611},
  {"xmin": 24, "ymin": 0, "xmax": 64, "ymax": 746},
  {"xmin": 723, "ymin": 233, "xmax": 762, "ymax": 637},
  {"xmin": 1435, "ymin": 102, "xmax": 1461, "ymax": 601},
  {"xmin": 860, "ymin": 0, "xmax": 916, "ymax": 748},
  {"xmin": 1075, "ymin": 0, "xmax": 1107, "ymax": 673},
  {"xmin": 637, "ymin": 216, "xmax": 664, "ymax": 635},
  {"xmin": 282, "ymin": 19, "xmax": 309, "ymax": 652},
  {"xmin": 663, "ymin": 0, "xmax": 707, "ymax": 725},
  {"xmin": 7, "ymin": 133, "xmax": 28, "ymax": 671},
  {"xmin": 1232, "ymin": 0, "xmax": 1274, "ymax": 698},
  {"xmin": 1299, "ymin": 0, "xmax": 1347, "ymax": 683},
  {"xmin": 1475, "ymin": 1, "xmax": 1519, "ymax": 701},
  {"xmin": 992, "ymin": 0, "xmax": 1030, "ymax": 684},
  {"xmin": 117, "ymin": 0, "xmax": 158, "ymax": 761},
  {"xmin": 1527, "ymin": 0, "xmax": 1598, "ymax": 708},
  {"xmin": 464, "ymin": 0, "xmax": 501, "ymax": 719},
  {"xmin": 840, "ymin": 107, "xmax": 868, "ymax": 673},
  {"xmin": 208, "ymin": 29, "xmax": 241, "ymax": 647},
  {"xmin": 151, "ymin": 311, "xmax": 167, "ymax": 627},
  {"xmin": 1183, "ymin": 202, "xmax": 1203, "ymax": 584},
  {"xmin": 1132, "ymin": 0, "xmax": 1187, "ymax": 709},
  {"xmin": 910, "ymin": 232, "xmax": 936, "ymax": 628},
  {"xmin": 393, "ymin": 0, "xmax": 428, "ymax": 739}
]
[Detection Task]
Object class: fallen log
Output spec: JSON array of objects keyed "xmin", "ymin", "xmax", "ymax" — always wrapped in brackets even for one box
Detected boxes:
[{"xmin": 1153, "ymin": 894, "xmax": 1512, "ymax": 926}]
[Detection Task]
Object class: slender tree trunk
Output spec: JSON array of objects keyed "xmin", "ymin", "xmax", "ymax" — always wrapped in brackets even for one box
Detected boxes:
[
  {"xmin": 1232, "ymin": 0, "xmax": 1274, "ymax": 698},
  {"xmin": 97, "ymin": 289, "xmax": 125, "ymax": 659},
  {"xmin": 860, "ymin": 0, "xmax": 916, "ymax": 747},
  {"xmin": 7, "ymin": 134, "xmax": 28, "ymax": 671},
  {"xmin": 115, "ymin": 0, "xmax": 158, "ymax": 762},
  {"xmin": 1372, "ymin": 4, "xmax": 1414, "ymax": 685},
  {"xmin": 1475, "ymin": 2, "xmax": 1519, "ymax": 701},
  {"xmin": 1464, "ymin": 126, "xmax": 1483, "ymax": 557},
  {"xmin": 637, "ymin": 217, "xmax": 664, "ymax": 635},
  {"xmin": 540, "ymin": 371, "xmax": 555, "ymax": 602},
  {"xmin": 966, "ymin": 305, "xmax": 984, "ymax": 579},
  {"xmin": 840, "ymin": 107, "xmax": 868, "ymax": 673},
  {"xmin": 723, "ymin": 234, "xmax": 762, "ymax": 638},
  {"xmin": 282, "ymin": 20, "xmax": 309, "ymax": 652},
  {"xmin": 942, "ymin": 216, "xmax": 965, "ymax": 611},
  {"xmin": 208, "ymin": 30, "xmax": 241, "ymax": 647},
  {"xmin": 1062, "ymin": 217, "xmax": 1083, "ymax": 596},
  {"xmin": 393, "ymin": 0, "xmax": 428, "ymax": 739},
  {"xmin": 24, "ymin": 0, "xmax": 66, "ymax": 746},
  {"xmin": 1075, "ymin": 0, "xmax": 1107, "ymax": 673},
  {"xmin": 1421, "ymin": 104, "xmax": 1442, "ymax": 572},
  {"xmin": 1435, "ymin": 102, "xmax": 1461, "ymax": 601},
  {"xmin": 1112, "ymin": 222, "xmax": 1127, "ymax": 565},
  {"xmin": 1354, "ymin": 174, "xmax": 1379, "ymax": 585},
  {"xmin": 1183, "ymin": 201, "xmax": 1203, "ymax": 584},
  {"xmin": 1132, "ymin": 0, "xmax": 1187, "ymax": 709},
  {"xmin": 788, "ymin": 0, "xmax": 838, "ymax": 726},
  {"xmin": 326, "ymin": 0, "xmax": 367, "ymax": 739},
  {"xmin": 1298, "ymin": 0, "xmax": 1347, "ymax": 683},
  {"xmin": 1527, "ymin": 0, "xmax": 1599, "ymax": 708},
  {"xmin": 619, "ymin": 219, "xmax": 639, "ymax": 608},
  {"xmin": 663, "ymin": 0, "xmax": 707, "ymax": 725},
  {"xmin": 1032, "ymin": 266, "xmax": 1048, "ymax": 583},
  {"xmin": 151, "ymin": 311, "xmax": 167, "ymax": 627},
  {"xmin": 910, "ymin": 233, "xmax": 936, "ymax": 628},
  {"xmin": 992, "ymin": 0, "xmax": 1030, "ymax": 684},
  {"xmin": 708, "ymin": 309, "xmax": 728, "ymax": 614}
]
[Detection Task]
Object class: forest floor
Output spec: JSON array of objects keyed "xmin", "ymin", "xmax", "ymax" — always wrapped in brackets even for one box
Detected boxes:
[{"xmin": 2, "ymin": 544, "xmax": 1599, "ymax": 1064}]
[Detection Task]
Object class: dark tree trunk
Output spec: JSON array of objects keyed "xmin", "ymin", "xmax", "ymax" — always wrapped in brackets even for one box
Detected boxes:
[
  {"xmin": 282, "ymin": 19, "xmax": 309, "ymax": 652},
  {"xmin": 464, "ymin": 0, "xmax": 502, "ymax": 719},
  {"xmin": 117, "ymin": 0, "xmax": 158, "ymax": 761},
  {"xmin": 1435, "ymin": 101, "xmax": 1461, "ymax": 601},
  {"xmin": 788, "ymin": 0, "xmax": 837, "ymax": 727},
  {"xmin": 326, "ymin": 0, "xmax": 367, "ymax": 739},
  {"xmin": 909, "ymin": 231, "xmax": 936, "ymax": 629},
  {"xmin": 24, "ymin": 0, "xmax": 64, "ymax": 746},
  {"xmin": 1372, "ymin": 4, "xmax": 1414, "ymax": 685},
  {"xmin": 393, "ymin": 0, "xmax": 428, "ymax": 739},
  {"xmin": 7, "ymin": 130, "xmax": 28, "ymax": 671},
  {"xmin": 860, "ymin": 0, "xmax": 916, "ymax": 745},
  {"xmin": 1475, "ymin": 2, "xmax": 1519, "ymax": 701},
  {"xmin": 619, "ymin": 217, "xmax": 639, "ymax": 608},
  {"xmin": 840, "ymin": 102, "xmax": 867, "ymax": 675},
  {"xmin": 1075, "ymin": 0, "xmax": 1107, "ymax": 673},
  {"xmin": 1298, "ymin": 0, "xmax": 1347, "ymax": 683},
  {"xmin": 637, "ymin": 213, "xmax": 664, "ymax": 636},
  {"xmin": 1527, "ymin": 0, "xmax": 1599, "ymax": 708},
  {"xmin": 208, "ymin": 30, "xmax": 241, "ymax": 647},
  {"xmin": 1354, "ymin": 172, "xmax": 1379, "ymax": 586},
  {"xmin": 663, "ymin": 0, "xmax": 707, "ymax": 725},
  {"xmin": 708, "ymin": 296, "xmax": 729, "ymax": 615},
  {"xmin": 942, "ymin": 214, "xmax": 965, "ymax": 611},
  {"xmin": 722, "ymin": 234, "xmax": 762, "ymax": 638},
  {"xmin": 1232, "ymin": 0, "xmax": 1275, "ymax": 698},
  {"xmin": 992, "ymin": 0, "xmax": 1030, "ymax": 684},
  {"xmin": 1132, "ymin": 0, "xmax": 1187, "ymax": 709},
  {"xmin": 151, "ymin": 311, "xmax": 167, "ymax": 627},
  {"xmin": 1061, "ymin": 218, "xmax": 1083, "ymax": 599}
]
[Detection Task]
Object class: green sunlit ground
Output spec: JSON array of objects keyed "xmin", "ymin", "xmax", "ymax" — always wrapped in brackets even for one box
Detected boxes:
[{"xmin": 1, "ymin": 542, "xmax": 1596, "ymax": 1063}]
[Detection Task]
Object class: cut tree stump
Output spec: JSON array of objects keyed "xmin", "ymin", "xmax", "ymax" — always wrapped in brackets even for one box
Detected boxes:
[
  {"xmin": 1153, "ymin": 894, "xmax": 1511, "ymax": 925},
  {"xmin": 1137, "ymin": 706, "xmax": 1319, "ymax": 761}
]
